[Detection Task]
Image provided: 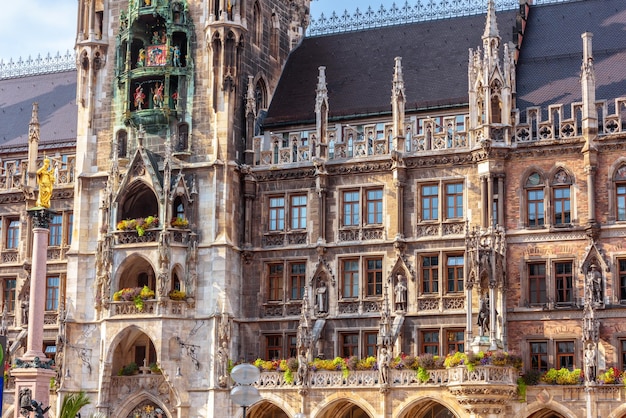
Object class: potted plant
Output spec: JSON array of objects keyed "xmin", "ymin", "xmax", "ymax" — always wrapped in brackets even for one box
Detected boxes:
[
  {"xmin": 117, "ymin": 215, "xmax": 159, "ymax": 236},
  {"xmin": 170, "ymin": 216, "xmax": 189, "ymax": 228},
  {"xmin": 168, "ymin": 289, "xmax": 186, "ymax": 300}
]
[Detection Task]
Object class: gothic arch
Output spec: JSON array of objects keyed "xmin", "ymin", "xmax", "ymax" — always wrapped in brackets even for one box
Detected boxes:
[
  {"xmin": 109, "ymin": 389, "xmax": 173, "ymax": 418},
  {"xmin": 246, "ymin": 397, "xmax": 295, "ymax": 418},
  {"xmin": 607, "ymin": 403, "xmax": 626, "ymax": 418},
  {"xmin": 310, "ymin": 395, "xmax": 375, "ymax": 418},
  {"xmin": 548, "ymin": 165, "xmax": 574, "ymax": 186},
  {"xmin": 395, "ymin": 396, "xmax": 460, "ymax": 418},
  {"xmin": 310, "ymin": 256, "xmax": 335, "ymax": 288},
  {"xmin": 117, "ymin": 178, "xmax": 159, "ymax": 221},
  {"xmin": 113, "ymin": 253, "xmax": 157, "ymax": 293},
  {"xmin": 519, "ymin": 399, "xmax": 576, "ymax": 418}
]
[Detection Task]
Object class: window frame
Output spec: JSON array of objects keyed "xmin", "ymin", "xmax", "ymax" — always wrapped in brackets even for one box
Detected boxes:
[
  {"xmin": 340, "ymin": 332, "xmax": 359, "ymax": 358},
  {"xmin": 45, "ymin": 275, "xmax": 60, "ymax": 311},
  {"xmin": 49, "ymin": 214, "xmax": 63, "ymax": 247},
  {"xmin": 554, "ymin": 261, "xmax": 574, "ymax": 305},
  {"xmin": 3, "ymin": 277, "xmax": 16, "ymax": 313},
  {"xmin": 288, "ymin": 261, "xmax": 306, "ymax": 300},
  {"xmin": 421, "ymin": 330, "xmax": 440, "ymax": 356},
  {"xmin": 267, "ymin": 263, "xmax": 284, "ymax": 302},
  {"xmin": 290, "ymin": 194, "xmax": 307, "ymax": 230},
  {"xmin": 364, "ymin": 257, "xmax": 383, "ymax": 297},
  {"xmin": 619, "ymin": 258, "xmax": 626, "ymax": 302},
  {"xmin": 446, "ymin": 329, "xmax": 465, "ymax": 354},
  {"xmin": 268, "ymin": 196, "xmax": 285, "ymax": 232},
  {"xmin": 341, "ymin": 258, "xmax": 360, "ymax": 299},
  {"xmin": 6, "ymin": 218, "xmax": 20, "ymax": 250},
  {"xmin": 444, "ymin": 182, "xmax": 464, "ymax": 220},
  {"xmin": 527, "ymin": 262, "xmax": 547, "ymax": 305},
  {"xmin": 266, "ymin": 334, "xmax": 282, "ymax": 360},
  {"xmin": 420, "ymin": 184, "xmax": 439, "ymax": 222},
  {"xmin": 446, "ymin": 254, "xmax": 464, "ymax": 293},
  {"xmin": 421, "ymin": 255, "xmax": 439, "ymax": 295},
  {"xmin": 530, "ymin": 340, "xmax": 548, "ymax": 372},
  {"xmin": 365, "ymin": 188, "xmax": 383, "ymax": 225},
  {"xmin": 556, "ymin": 340, "xmax": 575, "ymax": 370},
  {"xmin": 552, "ymin": 186, "xmax": 571, "ymax": 226}
]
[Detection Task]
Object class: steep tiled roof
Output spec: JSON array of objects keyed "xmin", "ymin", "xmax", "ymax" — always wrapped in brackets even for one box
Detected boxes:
[
  {"xmin": 0, "ymin": 70, "xmax": 77, "ymax": 146},
  {"xmin": 264, "ymin": 9, "xmax": 519, "ymax": 127},
  {"xmin": 516, "ymin": 0, "xmax": 626, "ymax": 113}
]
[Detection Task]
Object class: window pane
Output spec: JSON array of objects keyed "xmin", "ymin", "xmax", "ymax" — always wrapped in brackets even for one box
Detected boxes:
[
  {"xmin": 554, "ymin": 187, "xmax": 571, "ymax": 225},
  {"xmin": 366, "ymin": 189, "xmax": 383, "ymax": 224},
  {"xmin": 3, "ymin": 278, "xmax": 16, "ymax": 312},
  {"xmin": 268, "ymin": 264, "xmax": 283, "ymax": 301},
  {"xmin": 530, "ymin": 341, "xmax": 548, "ymax": 371},
  {"xmin": 342, "ymin": 259, "xmax": 359, "ymax": 298},
  {"xmin": 366, "ymin": 258, "xmax": 383, "ymax": 296},
  {"xmin": 289, "ymin": 262, "xmax": 306, "ymax": 300},
  {"xmin": 343, "ymin": 191, "xmax": 360, "ymax": 226},
  {"xmin": 49, "ymin": 215, "xmax": 63, "ymax": 246},
  {"xmin": 555, "ymin": 262, "xmax": 573, "ymax": 304},
  {"xmin": 45, "ymin": 276, "xmax": 60, "ymax": 311},
  {"xmin": 269, "ymin": 197, "xmax": 285, "ymax": 231},
  {"xmin": 422, "ymin": 331, "xmax": 439, "ymax": 355},
  {"xmin": 527, "ymin": 189, "xmax": 544, "ymax": 226},
  {"xmin": 421, "ymin": 185, "xmax": 439, "ymax": 221},
  {"xmin": 290, "ymin": 195, "xmax": 307, "ymax": 230},
  {"xmin": 447, "ymin": 255, "xmax": 464, "ymax": 293},
  {"xmin": 422, "ymin": 256, "xmax": 439, "ymax": 294},
  {"xmin": 618, "ymin": 184, "xmax": 626, "ymax": 221},
  {"xmin": 7, "ymin": 219, "xmax": 19, "ymax": 249},
  {"xmin": 445, "ymin": 183, "xmax": 463, "ymax": 219},
  {"xmin": 528, "ymin": 263, "xmax": 547, "ymax": 304}
]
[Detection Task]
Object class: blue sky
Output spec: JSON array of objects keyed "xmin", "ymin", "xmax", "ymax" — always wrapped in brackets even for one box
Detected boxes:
[{"xmin": 0, "ymin": 0, "xmax": 397, "ymax": 63}]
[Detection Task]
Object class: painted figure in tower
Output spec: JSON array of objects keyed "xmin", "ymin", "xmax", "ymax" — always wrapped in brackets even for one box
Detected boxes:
[
  {"xmin": 137, "ymin": 48, "xmax": 145, "ymax": 67},
  {"xmin": 172, "ymin": 45, "xmax": 182, "ymax": 67},
  {"xmin": 153, "ymin": 82, "xmax": 164, "ymax": 108},
  {"xmin": 134, "ymin": 86, "xmax": 145, "ymax": 110},
  {"xmin": 36, "ymin": 157, "xmax": 55, "ymax": 208}
]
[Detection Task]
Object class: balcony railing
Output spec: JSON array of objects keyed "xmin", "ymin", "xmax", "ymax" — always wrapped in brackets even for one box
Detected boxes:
[
  {"xmin": 108, "ymin": 299, "xmax": 190, "ymax": 317},
  {"xmin": 255, "ymin": 365, "xmax": 517, "ymax": 389}
]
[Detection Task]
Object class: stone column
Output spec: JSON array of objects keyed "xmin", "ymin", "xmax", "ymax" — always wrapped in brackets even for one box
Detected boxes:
[{"xmin": 13, "ymin": 208, "xmax": 56, "ymax": 418}]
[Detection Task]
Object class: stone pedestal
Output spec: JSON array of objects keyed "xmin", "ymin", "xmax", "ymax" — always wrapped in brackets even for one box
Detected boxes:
[{"xmin": 12, "ymin": 368, "xmax": 56, "ymax": 418}]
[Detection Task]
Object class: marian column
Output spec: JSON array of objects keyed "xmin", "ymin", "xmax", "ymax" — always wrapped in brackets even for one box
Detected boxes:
[{"xmin": 13, "ymin": 157, "xmax": 56, "ymax": 418}]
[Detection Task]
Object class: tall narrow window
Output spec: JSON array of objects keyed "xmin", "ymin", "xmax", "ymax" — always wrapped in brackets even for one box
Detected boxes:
[
  {"xmin": 3, "ymin": 278, "xmax": 16, "ymax": 312},
  {"xmin": 6, "ymin": 219, "xmax": 19, "ymax": 249},
  {"xmin": 553, "ymin": 187, "xmax": 571, "ymax": 225},
  {"xmin": 45, "ymin": 276, "xmax": 60, "ymax": 311},
  {"xmin": 290, "ymin": 195, "xmax": 307, "ymax": 230},
  {"xmin": 364, "ymin": 332, "xmax": 378, "ymax": 357},
  {"xmin": 619, "ymin": 259, "xmax": 626, "ymax": 301},
  {"xmin": 555, "ymin": 261, "xmax": 573, "ymax": 304},
  {"xmin": 447, "ymin": 330, "xmax": 464, "ymax": 354},
  {"xmin": 268, "ymin": 264, "xmax": 283, "ymax": 301},
  {"xmin": 446, "ymin": 255, "xmax": 464, "ymax": 293},
  {"xmin": 422, "ymin": 255, "xmax": 439, "ymax": 294},
  {"xmin": 341, "ymin": 333, "xmax": 359, "ymax": 357},
  {"xmin": 343, "ymin": 191, "xmax": 360, "ymax": 226},
  {"xmin": 49, "ymin": 214, "xmax": 63, "ymax": 246},
  {"xmin": 530, "ymin": 341, "xmax": 548, "ymax": 371},
  {"xmin": 366, "ymin": 189, "xmax": 383, "ymax": 224},
  {"xmin": 266, "ymin": 335, "xmax": 282, "ymax": 360},
  {"xmin": 289, "ymin": 262, "xmax": 305, "ymax": 300},
  {"xmin": 445, "ymin": 183, "xmax": 463, "ymax": 219},
  {"xmin": 342, "ymin": 259, "xmax": 359, "ymax": 298},
  {"xmin": 66, "ymin": 213, "xmax": 74, "ymax": 245},
  {"xmin": 620, "ymin": 339, "xmax": 626, "ymax": 370},
  {"xmin": 421, "ymin": 330, "xmax": 439, "ymax": 355},
  {"xmin": 421, "ymin": 185, "xmax": 439, "ymax": 221},
  {"xmin": 556, "ymin": 341, "xmax": 575, "ymax": 370},
  {"xmin": 269, "ymin": 197, "xmax": 285, "ymax": 231},
  {"xmin": 526, "ymin": 172, "xmax": 545, "ymax": 226},
  {"xmin": 288, "ymin": 335, "xmax": 297, "ymax": 358},
  {"xmin": 528, "ymin": 263, "xmax": 547, "ymax": 305},
  {"xmin": 365, "ymin": 258, "xmax": 383, "ymax": 297},
  {"xmin": 617, "ymin": 181, "xmax": 626, "ymax": 221}
]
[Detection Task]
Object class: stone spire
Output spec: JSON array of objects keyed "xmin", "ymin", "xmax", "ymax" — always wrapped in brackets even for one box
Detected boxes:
[
  {"xmin": 483, "ymin": 0, "xmax": 500, "ymax": 41},
  {"xmin": 391, "ymin": 57, "xmax": 406, "ymax": 151},
  {"xmin": 315, "ymin": 66, "xmax": 329, "ymax": 158},
  {"xmin": 27, "ymin": 103, "xmax": 40, "ymax": 189}
]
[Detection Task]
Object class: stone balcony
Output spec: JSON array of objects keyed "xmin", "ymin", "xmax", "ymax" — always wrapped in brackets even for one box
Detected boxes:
[
  {"xmin": 107, "ymin": 299, "xmax": 191, "ymax": 317},
  {"xmin": 256, "ymin": 365, "xmax": 518, "ymax": 415}
]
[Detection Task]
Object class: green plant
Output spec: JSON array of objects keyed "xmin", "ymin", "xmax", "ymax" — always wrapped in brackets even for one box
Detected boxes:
[
  {"xmin": 517, "ymin": 377, "xmax": 527, "ymax": 401},
  {"xmin": 417, "ymin": 366, "xmax": 431, "ymax": 383},
  {"xmin": 168, "ymin": 289, "xmax": 186, "ymax": 300},
  {"xmin": 541, "ymin": 368, "xmax": 582, "ymax": 385},
  {"xmin": 116, "ymin": 216, "xmax": 159, "ymax": 236},
  {"xmin": 59, "ymin": 391, "xmax": 91, "ymax": 418},
  {"xmin": 118, "ymin": 362, "xmax": 139, "ymax": 376},
  {"xmin": 521, "ymin": 369, "xmax": 542, "ymax": 386},
  {"xmin": 149, "ymin": 362, "xmax": 161, "ymax": 374},
  {"xmin": 170, "ymin": 216, "xmax": 189, "ymax": 227}
]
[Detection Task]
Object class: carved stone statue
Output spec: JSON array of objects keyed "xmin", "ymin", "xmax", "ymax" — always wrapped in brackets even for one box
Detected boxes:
[
  {"xmin": 394, "ymin": 274, "xmax": 407, "ymax": 312},
  {"xmin": 584, "ymin": 343, "xmax": 596, "ymax": 382},
  {"xmin": 378, "ymin": 347, "xmax": 390, "ymax": 385},
  {"xmin": 19, "ymin": 387, "xmax": 32, "ymax": 414},
  {"xmin": 216, "ymin": 342, "xmax": 229, "ymax": 387},
  {"xmin": 36, "ymin": 157, "xmax": 55, "ymax": 208},
  {"xmin": 296, "ymin": 349, "xmax": 309, "ymax": 386},
  {"xmin": 477, "ymin": 297, "xmax": 489, "ymax": 336},
  {"xmin": 586, "ymin": 264, "xmax": 603, "ymax": 304},
  {"xmin": 316, "ymin": 279, "xmax": 328, "ymax": 313}
]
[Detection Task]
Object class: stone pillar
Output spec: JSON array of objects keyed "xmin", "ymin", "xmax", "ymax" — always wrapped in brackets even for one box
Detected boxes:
[{"xmin": 13, "ymin": 208, "xmax": 55, "ymax": 418}]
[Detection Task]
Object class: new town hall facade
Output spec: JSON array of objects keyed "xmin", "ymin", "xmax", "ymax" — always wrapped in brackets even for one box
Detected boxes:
[{"xmin": 1, "ymin": 0, "xmax": 626, "ymax": 417}]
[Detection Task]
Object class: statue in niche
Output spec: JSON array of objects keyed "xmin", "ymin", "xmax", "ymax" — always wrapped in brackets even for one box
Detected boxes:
[
  {"xmin": 216, "ymin": 342, "xmax": 229, "ymax": 387},
  {"xmin": 586, "ymin": 263, "xmax": 603, "ymax": 304},
  {"xmin": 477, "ymin": 296, "xmax": 490, "ymax": 336},
  {"xmin": 316, "ymin": 279, "xmax": 328, "ymax": 313},
  {"xmin": 394, "ymin": 274, "xmax": 407, "ymax": 312},
  {"xmin": 19, "ymin": 388, "xmax": 31, "ymax": 415}
]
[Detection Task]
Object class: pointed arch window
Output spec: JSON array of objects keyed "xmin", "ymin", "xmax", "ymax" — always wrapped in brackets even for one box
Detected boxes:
[
  {"xmin": 176, "ymin": 123, "xmax": 189, "ymax": 152},
  {"xmin": 614, "ymin": 165, "xmax": 626, "ymax": 221},
  {"xmin": 525, "ymin": 172, "xmax": 545, "ymax": 227},
  {"xmin": 253, "ymin": 2, "xmax": 262, "ymax": 46}
]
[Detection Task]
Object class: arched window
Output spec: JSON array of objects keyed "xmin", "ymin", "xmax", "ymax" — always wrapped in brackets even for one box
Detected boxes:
[
  {"xmin": 253, "ymin": 2, "xmax": 262, "ymax": 46},
  {"xmin": 525, "ymin": 172, "xmax": 545, "ymax": 227},
  {"xmin": 255, "ymin": 79, "xmax": 267, "ymax": 111},
  {"xmin": 173, "ymin": 196, "xmax": 186, "ymax": 220},
  {"xmin": 614, "ymin": 164, "xmax": 626, "ymax": 221},
  {"xmin": 551, "ymin": 169, "xmax": 572, "ymax": 226}
]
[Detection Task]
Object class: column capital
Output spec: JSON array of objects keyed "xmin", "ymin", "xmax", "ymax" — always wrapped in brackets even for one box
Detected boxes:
[{"xmin": 27, "ymin": 208, "xmax": 55, "ymax": 229}]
